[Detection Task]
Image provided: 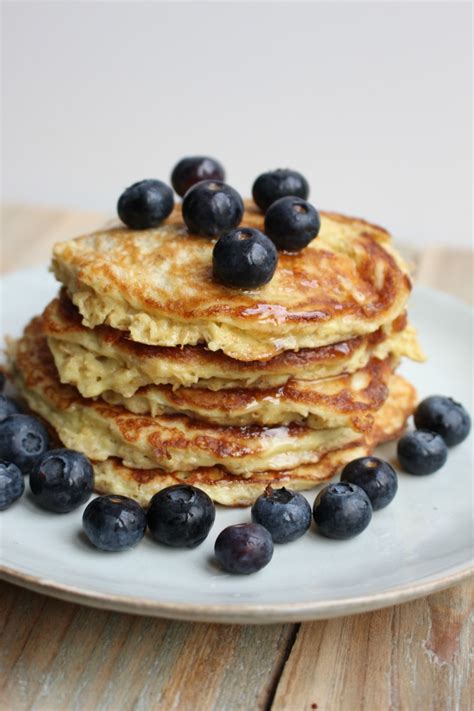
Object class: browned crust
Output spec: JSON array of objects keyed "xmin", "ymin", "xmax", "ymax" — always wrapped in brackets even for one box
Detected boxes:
[
  {"xmin": 115, "ymin": 443, "xmax": 363, "ymax": 488},
  {"xmin": 14, "ymin": 311, "xmax": 415, "ymax": 470},
  {"xmin": 31, "ymin": 311, "xmax": 394, "ymax": 434},
  {"xmin": 12, "ymin": 315, "xmax": 416, "ymax": 505},
  {"xmin": 102, "ymin": 383, "xmax": 414, "ymax": 491},
  {"xmin": 92, "ymin": 376, "xmax": 415, "ymax": 506},
  {"xmin": 15, "ymin": 318, "xmax": 365, "ymax": 462},
  {"xmin": 391, "ymin": 311, "xmax": 408, "ymax": 333},
  {"xmin": 43, "ymin": 290, "xmax": 394, "ymax": 373},
  {"xmin": 53, "ymin": 203, "xmax": 411, "ymax": 327},
  {"xmin": 133, "ymin": 356, "xmax": 392, "ymax": 419}
]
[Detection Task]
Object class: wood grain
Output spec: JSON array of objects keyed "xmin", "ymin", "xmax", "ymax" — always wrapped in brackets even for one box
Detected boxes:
[
  {"xmin": 270, "ymin": 580, "xmax": 473, "ymax": 711},
  {"xmin": 0, "ymin": 205, "xmax": 472, "ymax": 711},
  {"xmin": 0, "ymin": 583, "xmax": 294, "ymax": 711}
]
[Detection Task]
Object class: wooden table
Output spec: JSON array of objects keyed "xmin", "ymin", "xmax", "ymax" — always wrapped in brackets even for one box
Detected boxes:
[{"xmin": 1, "ymin": 205, "xmax": 473, "ymax": 710}]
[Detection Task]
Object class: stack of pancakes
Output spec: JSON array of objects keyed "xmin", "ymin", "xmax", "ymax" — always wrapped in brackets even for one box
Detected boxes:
[{"xmin": 9, "ymin": 202, "xmax": 423, "ymax": 505}]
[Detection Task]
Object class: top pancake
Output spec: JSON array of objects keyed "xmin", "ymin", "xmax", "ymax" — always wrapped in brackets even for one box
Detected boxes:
[{"xmin": 52, "ymin": 202, "xmax": 412, "ymax": 361}]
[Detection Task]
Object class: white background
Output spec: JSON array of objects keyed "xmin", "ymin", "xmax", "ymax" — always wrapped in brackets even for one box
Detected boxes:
[{"xmin": 2, "ymin": 1, "xmax": 472, "ymax": 246}]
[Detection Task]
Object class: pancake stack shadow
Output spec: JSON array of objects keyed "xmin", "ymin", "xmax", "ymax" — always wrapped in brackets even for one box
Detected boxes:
[{"xmin": 9, "ymin": 202, "xmax": 424, "ymax": 506}]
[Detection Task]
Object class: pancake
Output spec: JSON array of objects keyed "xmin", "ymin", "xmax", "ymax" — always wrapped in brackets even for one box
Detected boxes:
[
  {"xmin": 9, "ymin": 318, "xmax": 367, "ymax": 476},
  {"xmin": 93, "ymin": 446, "xmax": 370, "ymax": 507},
  {"xmin": 98, "ymin": 356, "xmax": 395, "ymax": 431},
  {"xmin": 94, "ymin": 374, "xmax": 416, "ymax": 506},
  {"xmin": 44, "ymin": 292, "xmax": 424, "ymax": 393},
  {"xmin": 51, "ymin": 202, "xmax": 413, "ymax": 361}
]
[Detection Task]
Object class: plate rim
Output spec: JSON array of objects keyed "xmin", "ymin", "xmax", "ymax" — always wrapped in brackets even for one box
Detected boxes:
[
  {"xmin": 1, "ymin": 562, "xmax": 472, "ymax": 623},
  {"xmin": 1, "ymin": 273, "xmax": 473, "ymax": 623}
]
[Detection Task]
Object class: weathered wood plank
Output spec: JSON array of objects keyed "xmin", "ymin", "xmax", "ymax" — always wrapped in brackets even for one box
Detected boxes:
[
  {"xmin": 271, "ymin": 580, "xmax": 472, "ymax": 711},
  {"xmin": 0, "ymin": 582, "xmax": 295, "ymax": 711}
]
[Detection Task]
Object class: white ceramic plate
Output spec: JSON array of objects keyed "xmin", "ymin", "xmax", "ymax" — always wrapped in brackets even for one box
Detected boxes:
[{"xmin": 0, "ymin": 266, "xmax": 472, "ymax": 623}]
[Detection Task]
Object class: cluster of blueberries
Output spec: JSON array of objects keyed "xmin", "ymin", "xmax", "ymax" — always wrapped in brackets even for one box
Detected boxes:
[
  {"xmin": 397, "ymin": 396, "xmax": 470, "ymax": 473},
  {"xmin": 117, "ymin": 156, "xmax": 321, "ymax": 289},
  {"xmin": 0, "ymin": 367, "xmax": 470, "ymax": 574}
]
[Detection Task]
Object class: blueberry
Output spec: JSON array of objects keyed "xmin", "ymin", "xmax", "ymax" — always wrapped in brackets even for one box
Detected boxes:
[
  {"xmin": 0, "ymin": 414, "xmax": 49, "ymax": 474},
  {"xmin": 414, "ymin": 395, "xmax": 471, "ymax": 446},
  {"xmin": 182, "ymin": 180, "xmax": 244, "ymax": 238},
  {"xmin": 214, "ymin": 523, "xmax": 273, "ymax": 574},
  {"xmin": 397, "ymin": 429, "xmax": 448, "ymax": 475},
  {"xmin": 83, "ymin": 495, "xmax": 147, "ymax": 551},
  {"xmin": 252, "ymin": 169, "xmax": 310, "ymax": 212},
  {"xmin": 251, "ymin": 486, "xmax": 312, "ymax": 543},
  {"xmin": 0, "ymin": 460, "xmax": 25, "ymax": 510},
  {"xmin": 264, "ymin": 197, "xmax": 321, "ymax": 252},
  {"xmin": 313, "ymin": 482, "xmax": 372, "ymax": 539},
  {"xmin": 340, "ymin": 456, "xmax": 398, "ymax": 511},
  {"xmin": 171, "ymin": 156, "xmax": 225, "ymax": 197},
  {"xmin": 30, "ymin": 448, "xmax": 94, "ymax": 512},
  {"xmin": 117, "ymin": 179, "xmax": 174, "ymax": 229},
  {"xmin": 0, "ymin": 394, "xmax": 21, "ymax": 421},
  {"xmin": 213, "ymin": 228, "xmax": 278, "ymax": 289},
  {"xmin": 147, "ymin": 484, "xmax": 215, "ymax": 548}
]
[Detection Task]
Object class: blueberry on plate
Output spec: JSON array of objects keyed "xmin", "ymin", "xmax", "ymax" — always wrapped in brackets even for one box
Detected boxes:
[
  {"xmin": 264, "ymin": 196, "xmax": 321, "ymax": 252},
  {"xmin": 251, "ymin": 485, "xmax": 312, "ymax": 543},
  {"xmin": 182, "ymin": 180, "xmax": 244, "ymax": 238},
  {"xmin": 0, "ymin": 394, "xmax": 21, "ymax": 421},
  {"xmin": 147, "ymin": 484, "xmax": 215, "ymax": 548},
  {"xmin": 313, "ymin": 482, "xmax": 372, "ymax": 539},
  {"xmin": 83, "ymin": 495, "xmax": 147, "ymax": 551},
  {"xmin": 171, "ymin": 156, "xmax": 225, "ymax": 197},
  {"xmin": 414, "ymin": 395, "xmax": 471, "ymax": 446},
  {"xmin": 0, "ymin": 460, "xmax": 25, "ymax": 511},
  {"xmin": 214, "ymin": 523, "xmax": 274, "ymax": 574},
  {"xmin": 397, "ymin": 429, "xmax": 447, "ymax": 475},
  {"xmin": 252, "ymin": 169, "xmax": 310, "ymax": 212},
  {"xmin": 117, "ymin": 179, "xmax": 174, "ymax": 229},
  {"xmin": 0, "ymin": 414, "xmax": 49, "ymax": 474},
  {"xmin": 340, "ymin": 456, "xmax": 398, "ymax": 511},
  {"xmin": 30, "ymin": 448, "xmax": 94, "ymax": 512},
  {"xmin": 213, "ymin": 228, "xmax": 278, "ymax": 289}
]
